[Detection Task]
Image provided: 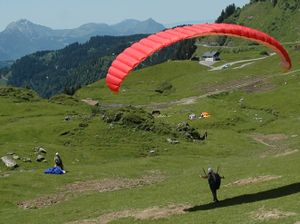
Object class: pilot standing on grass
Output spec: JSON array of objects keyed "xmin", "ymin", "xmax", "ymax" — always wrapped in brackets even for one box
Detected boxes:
[{"xmin": 200, "ymin": 167, "xmax": 224, "ymax": 202}]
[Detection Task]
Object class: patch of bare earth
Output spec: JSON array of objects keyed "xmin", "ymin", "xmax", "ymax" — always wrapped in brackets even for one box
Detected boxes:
[
  {"xmin": 0, "ymin": 173, "xmax": 10, "ymax": 178},
  {"xmin": 240, "ymin": 80, "xmax": 276, "ymax": 93},
  {"xmin": 148, "ymin": 76, "xmax": 271, "ymax": 110},
  {"xmin": 64, "ymin": 170, "xmax": 165, "ymax": 193},
  {"xmin": 224, "ymin": 175, "xmax": 281, "ymax": 187},
  {"xmin": 250, "ymin": 133, "xmax": 288, "ymax": 146},
  {"xmin": 17, "ymin": 193, "xmax": 71, "ymax": 209},
  {"xmin": 200, "ymin": 77, "xmax": 267, "ymax": 94},
  {"xmin": 17, "ymin": 171, "xmax": 165, "ymax": 209},
  {"xmin": 250, "ymin": 207, "xmax": 296, "ymax": 221},
  {"xmin": 81, "ymin": 98, "xmax": 99, "ymax": 106},
  {"xmin": 67, "ymin": 204, "xmax": 189, "ymax": 224},
  {"xmin": 249, "ymin": 133, "xmax": 298, "ymax": 158},
  {"xmin": 274, "ymin": 149, "xmax": 299, "ymax": 157}
]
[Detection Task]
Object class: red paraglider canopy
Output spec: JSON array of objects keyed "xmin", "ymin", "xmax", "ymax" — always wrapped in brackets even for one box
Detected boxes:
[{"xmin": 106, "ymin": 23, "xmax": 292, "ymax": 92}]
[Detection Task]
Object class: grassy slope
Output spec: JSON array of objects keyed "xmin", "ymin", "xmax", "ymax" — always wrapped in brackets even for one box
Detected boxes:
[
  {"xmin": 76, "ymin": 50, "xmax": 286, "ymax": 104},
  {"xmin": 231, "ymin": 1, "xmax": 300, "ymax": 42},
  {"xmin": 1, "ymin": 43, "xmax": 300, "ymax": 224}
]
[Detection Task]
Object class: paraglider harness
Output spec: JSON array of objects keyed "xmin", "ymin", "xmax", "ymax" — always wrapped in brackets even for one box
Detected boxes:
[
  {"xmin": 202, "ymin": 167, "xmax": 223, "ymax": 189},
  {"xmin": 213, "ymin": 172, "xmax": 221, "ymax": 190}
]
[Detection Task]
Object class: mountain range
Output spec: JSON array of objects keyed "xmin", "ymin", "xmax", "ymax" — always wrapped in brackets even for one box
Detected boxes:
[{"xmin": 0, "ymin": 18, "xmax": 165, "ymax": 60}]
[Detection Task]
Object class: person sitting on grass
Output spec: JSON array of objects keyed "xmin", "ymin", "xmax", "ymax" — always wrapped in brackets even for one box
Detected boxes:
[{"xmin": 54, "ymin": 152, "xmax": 64, "ymax": 170}]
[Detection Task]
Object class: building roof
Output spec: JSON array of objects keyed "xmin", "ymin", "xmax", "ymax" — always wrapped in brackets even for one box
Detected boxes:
[{"xmin": 202, "ymin": 51, "xmax": 220, "ymax": 57}]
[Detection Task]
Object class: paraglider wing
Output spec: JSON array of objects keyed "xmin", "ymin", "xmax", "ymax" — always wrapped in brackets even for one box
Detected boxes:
[{"xmin": 106, "ymin": 23, "xmax": 292, "ymax": 92}]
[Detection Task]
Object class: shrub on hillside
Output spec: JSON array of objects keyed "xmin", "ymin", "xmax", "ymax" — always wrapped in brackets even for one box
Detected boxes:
[
  {"xmin": 0, "ymin": 87, "xmax": 40, "ymax": 102},
  {"xmin": 49, "ymin": 94, "xmax": 79, "ymax": 105},
  {"xmin": 260, "ymin": 51, "xmax": 270, "ymax": 56},
  {"xmin": 102, "ymin": 106, "xmax": 173, "ymax": 134},
  {"xmin": 102, "ymin": 106, "xmax": 156, "ymax": 131},
  {"xmin": 101, "ymin": 106, "xmax": 205, "ymax": 140},
  {"xmin": 155, "ymin": 81, "xmax": 174, "ymax": 95}
]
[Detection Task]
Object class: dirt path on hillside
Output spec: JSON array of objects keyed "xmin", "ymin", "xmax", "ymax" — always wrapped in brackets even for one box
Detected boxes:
[
  {"xmin": 82, "ymin": 76, "xmax": 267, "ymax": 109},
  {"xmin": 146, "ymin": 69, "xmax": 300, "ymax": 110},
  {"xmin": 249, "ymin": 133, "xmax": 299, "ymax": 158},
  {"xmin": 249, "ymin": 133, "xmax": 288, "ymax": 147},
  {"xmin": 147, "ymin": 76, "xmax": 270, "ymax": 110},
  {"xmin": 232, "ymin": 62, "xmax": 255, "ymax": 69},
  {"xmin": 224, "ymin": 175, "xmax": 282, "ymax": 187},
  {"xmin": 209, "ymin": 53, "xmax": 275, "ymax": 71},
  {"xmin": 274, "ymin": 149, "xmax": 299, "ymax": 157},
  {"xmin": 83, "ymin": 69, "xmax": 300, "ymax": 110},
  {"xmin": 17, "ymin": 171, "xmax": 165, "ymax": 209},
  {"xmin": 67, "ymin": 204, "xmax": 190, "ymax": 224}
]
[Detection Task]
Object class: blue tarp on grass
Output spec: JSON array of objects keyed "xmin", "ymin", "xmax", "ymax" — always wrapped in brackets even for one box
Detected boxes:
[{"xmin": 44, "ymin": 166, "xmax": 65, "ymax": 174}]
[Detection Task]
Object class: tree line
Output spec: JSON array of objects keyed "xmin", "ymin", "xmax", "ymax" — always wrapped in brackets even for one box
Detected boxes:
[{"xmin": 4, "ymin": 34, "xmax": 196, "ymax": 98}]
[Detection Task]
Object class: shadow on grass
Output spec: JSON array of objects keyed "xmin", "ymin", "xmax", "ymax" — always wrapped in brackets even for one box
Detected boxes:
[{"xmin": 185, "ymin": 182, "xmax": 300, "ymax": 212}]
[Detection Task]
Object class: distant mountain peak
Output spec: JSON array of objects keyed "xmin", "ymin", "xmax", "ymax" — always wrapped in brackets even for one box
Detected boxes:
[
  {"xmin": 4, "ymin": 19, "xmax": 52, "ymax": 35},
  {"xmin": 7, "ymin": 19, "xmax": 35, "ymax": 29},
  {"xmin": 16, "ymin": 19, "xmax": 32, "ymax": 25},
  {"xmin": 145, "ymin": 18, "xmax": 155, "ymax": 22}
]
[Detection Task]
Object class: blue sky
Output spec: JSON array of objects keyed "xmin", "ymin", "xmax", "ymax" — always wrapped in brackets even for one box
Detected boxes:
[{"xmin": 0, "ymin": 0, "xmax": 249, "ymax": 31}]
